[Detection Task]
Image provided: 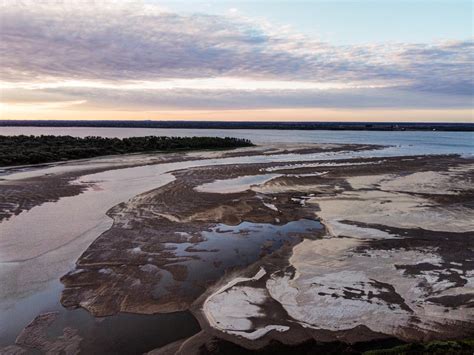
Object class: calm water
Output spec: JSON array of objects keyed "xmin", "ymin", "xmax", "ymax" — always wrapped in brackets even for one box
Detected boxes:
[
  {"xmin": 1, "ymin": 126, "xmax": 473, "ymax": 156},
  {"xmin": 164, "ymin": 219, "xmax": 323, "ymax": 300}
]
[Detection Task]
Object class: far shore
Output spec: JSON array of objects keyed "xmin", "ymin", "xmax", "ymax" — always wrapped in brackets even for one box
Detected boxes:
[{"xmin": 1, "ymin": 119, "xmax": 474, "ymax": 131}]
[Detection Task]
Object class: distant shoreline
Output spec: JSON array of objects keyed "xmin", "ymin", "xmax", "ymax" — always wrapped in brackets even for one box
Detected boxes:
[{"xmin": 1, "ymin": 120, "xmax": 473, "ymax": 132}]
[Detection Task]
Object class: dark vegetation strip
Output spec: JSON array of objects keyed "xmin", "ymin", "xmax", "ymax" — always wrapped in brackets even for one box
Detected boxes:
[
  {"xmin": 363, "ymin": 338, "xmax": 474, "ymax": 355},
  {"xmin": 0, "ymin": 135, "xmax": 254, "ymax": 166},
  {"xmin": 181, "ymin": 337, "xmax": 474, "ymax": 354},
  {"xmin": 1, "ymin": 120, "xmax": 474, "ymax": 131}
]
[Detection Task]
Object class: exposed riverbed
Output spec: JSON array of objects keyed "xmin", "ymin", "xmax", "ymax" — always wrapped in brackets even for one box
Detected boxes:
[{"xmin": 0, "ymin": 132, "xmax": 473, "ymax": 354}]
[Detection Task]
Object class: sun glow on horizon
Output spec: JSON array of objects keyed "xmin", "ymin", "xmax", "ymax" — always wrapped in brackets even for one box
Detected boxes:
[{"xmin": 1, "ymin": 105, "xmax": 472, "ymax": 124}]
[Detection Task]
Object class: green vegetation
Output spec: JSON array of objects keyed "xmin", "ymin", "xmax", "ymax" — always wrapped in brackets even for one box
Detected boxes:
[
  {"xmin": 0, "ymin": 135, "xmax": 254, "ymax": 166},
  {"xmin": 363, "ymin": 339, "xmax": 474, "ymax": 355}
]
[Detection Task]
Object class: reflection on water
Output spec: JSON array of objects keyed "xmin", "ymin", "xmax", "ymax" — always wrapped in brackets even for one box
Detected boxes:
[
  {"xmin": 165, "ymin": 219, "xmax": 323, "ymax": 299},
  {"xmin": 194, "ymin": 174, "xmax": 281, "ymax": 193},
  {"xmin": 0, "ymin": 278, "xmax": 199, "ymax": 354},
  {"xmin": 51, "ymin": 308, "xmax": 199, "ymax": 355}
]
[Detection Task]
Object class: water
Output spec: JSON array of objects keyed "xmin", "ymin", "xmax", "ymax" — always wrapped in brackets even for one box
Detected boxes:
[
  {"xmin": 1, "ymin": 126, "xmax": 473, "ymax": 156},
  {"xmin": 163, "ymin": 220, "xmax": 323, "ymax": 299},
  {"xmin": 195, "ymin": 174, "xmax": 281, "ymax": 193},
  {"xmin": 0, "ymin": 278, "xmax": 200, "ymax": 354}
]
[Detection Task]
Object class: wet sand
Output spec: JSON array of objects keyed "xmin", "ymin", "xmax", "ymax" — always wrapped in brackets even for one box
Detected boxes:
[
  {"xmin": 191, "ymin": 155, "xmax": 473, "ymax": 353},
  {"xmin": 0, "ymin": 143, "xmax": 378, "ymax": 222},
  {"xmin": 1, "ymin": 143, "xmax": 472, "ymax": 354}
]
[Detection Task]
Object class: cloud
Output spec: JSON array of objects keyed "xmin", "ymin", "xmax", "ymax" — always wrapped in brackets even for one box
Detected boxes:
[
  {"xmin": 1, "ymin": 0, "xmax": 310, "ymax": 81},
  {"xmin": 3, "ymin": 86, "xmax": 469, "ymax": 112},
  {"xmin": 0, "ymin": 0, "xmax": 472, "ymax": 112}
]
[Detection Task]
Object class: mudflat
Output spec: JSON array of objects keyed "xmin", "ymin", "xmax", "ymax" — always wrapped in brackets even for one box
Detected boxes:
[{"xmin": 1, "ymin": 143, "xmax": 472, "ymax": 354}]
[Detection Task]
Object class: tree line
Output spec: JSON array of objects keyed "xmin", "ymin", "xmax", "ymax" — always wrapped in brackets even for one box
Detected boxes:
[
  {"xmin": 2, "ymin": 120, "xmax": 473, "ymax": 131},
  {"xmin": 0, "ymin": 135, "xmax": 254, "ymax": 166}
]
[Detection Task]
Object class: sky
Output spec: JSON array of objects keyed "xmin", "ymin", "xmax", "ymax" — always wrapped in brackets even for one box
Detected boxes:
[{"xmin": 0, "ymin": 0, "xmax": 473, "ymax": 122}]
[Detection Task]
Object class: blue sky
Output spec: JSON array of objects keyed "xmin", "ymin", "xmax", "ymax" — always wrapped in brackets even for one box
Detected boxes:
[
  {"xmin": 0, "ymin": 0, "xmax": 472, "ymax": 122},
  {"xmin": 162, "ymin": 0, "xmax": 473, "ymax": 44}
]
